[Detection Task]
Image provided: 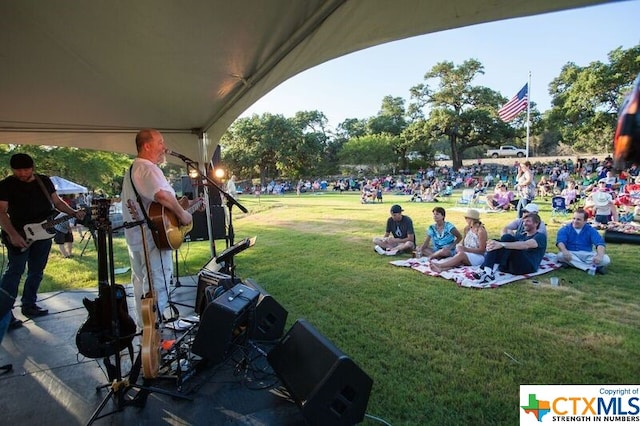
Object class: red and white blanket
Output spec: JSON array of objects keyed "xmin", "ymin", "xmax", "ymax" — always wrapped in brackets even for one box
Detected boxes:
[{"xmin": 390, "ymin": 254, "xmax": 563, "ymax": 289}]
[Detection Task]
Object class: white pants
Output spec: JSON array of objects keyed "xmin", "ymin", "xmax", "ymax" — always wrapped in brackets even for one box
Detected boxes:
[
  {"xmin": 556, "ymin": 250, "xmax": 611, "ymax": 272},
  {"xmin": 464, "ymin": 251, "xmax": 485, "ymax": 266},
  {"xmin": 128, "ymin": 246, "xmax": 173, "ymax": 328}
]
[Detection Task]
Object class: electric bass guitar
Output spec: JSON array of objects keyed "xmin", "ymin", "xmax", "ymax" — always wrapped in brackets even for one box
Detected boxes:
[
  {"xmin": 1, "ymin": 213, "xmax": 75, "ymax": 253},
  {"xmin": 148, "ymin": 197, "xmax": 204, "ymax": 250},
  {"xmin": 76, "ymin": 199, "xmax": 136, "ymax": 360},
  {"xmin": 127, "ymin": 199, "xmax": 161, "ymax": 379}
]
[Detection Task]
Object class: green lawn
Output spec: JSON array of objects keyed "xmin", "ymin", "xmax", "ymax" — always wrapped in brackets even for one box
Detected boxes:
[{"xmin": 28, "ymin": 190, "xmax": 640, "ymax": 425}]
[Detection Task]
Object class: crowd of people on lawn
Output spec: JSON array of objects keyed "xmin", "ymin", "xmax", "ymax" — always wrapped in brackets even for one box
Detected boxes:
[
  {"xmin": 373, "ymin": 203, "xmax": 610, "ymax": 284},
  {"xmin": 370, "ymin": 156, "xmax": 636, "ymax": 284},
  {"xmin": 360, "ymin": 156, "xmax": 640, "ymax": 223}
]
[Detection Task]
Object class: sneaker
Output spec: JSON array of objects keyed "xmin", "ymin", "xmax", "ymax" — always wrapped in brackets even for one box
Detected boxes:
[
  {"xmin": 21, "ymin": 304, "xmax": 49, "ymax": 317},
  {"xmin": 596, "ymin": 266, "xmax": 607, "ymax": 275},
  {"xmin": 374, "ymin": 245, "xmax": 386, "ymax": 255},
  {"xmin": 471, "ymin": 267, "xmax": 491, "ymax": 280},
  {"xmin": 479, "ymin": 272, "xmax": 495, "ymax": 283},
  {"xmin": 472, "ymin": 268, "xmax": 495, "ymax": 283},
  {"xmin": 385, "ymin": 249, "xmax": 399, "ymax": 256}
]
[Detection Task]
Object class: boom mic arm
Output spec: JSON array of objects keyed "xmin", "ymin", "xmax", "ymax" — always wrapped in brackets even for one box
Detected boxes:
[{"xmin": 165, "ymin": 149, "xmax": 195, "ymax": 163}]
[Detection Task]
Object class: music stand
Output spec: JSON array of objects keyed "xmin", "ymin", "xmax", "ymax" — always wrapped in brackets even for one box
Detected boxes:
[{"xmin": 215, "ymin": 236, "xmax": 256, "ymax": 280}]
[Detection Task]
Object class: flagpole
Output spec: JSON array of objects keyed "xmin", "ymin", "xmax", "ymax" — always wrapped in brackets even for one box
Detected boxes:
[{"xmin": 526, "ymin": 71, "xmax": 531, "ymax": 159}]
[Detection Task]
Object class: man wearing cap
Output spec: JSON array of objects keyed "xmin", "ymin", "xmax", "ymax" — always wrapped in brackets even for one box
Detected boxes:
[
  {"xmin": 501, "ymin": 203, "xmax": 547, "ymax": 237},
  {"xmin": 373, "ymin": 204, "xmax": 415, "ymax": 255},
  {"xmin": 0, "ymin": 153, "xmax": 86, "ymax": 329},
  {"xmin": 555, "ymin": 208, "xmax": 610, "ymax": 274}
]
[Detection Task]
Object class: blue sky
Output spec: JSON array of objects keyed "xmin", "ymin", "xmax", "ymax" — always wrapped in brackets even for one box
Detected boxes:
[{"xmin": 242, "ymin": 1, "xmax": 640, "ymax": 129}]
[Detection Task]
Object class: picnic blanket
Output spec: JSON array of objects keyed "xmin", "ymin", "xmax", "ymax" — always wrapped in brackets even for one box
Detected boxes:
[{"xmin": 390, "ymin": 253, "xmax": 563, "ymax": 289}]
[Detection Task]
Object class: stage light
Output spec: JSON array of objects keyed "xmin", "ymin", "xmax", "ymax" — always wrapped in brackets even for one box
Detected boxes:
[{"xmin": 214, "ymin": 168, "xmax": 225, "ymax": 180}]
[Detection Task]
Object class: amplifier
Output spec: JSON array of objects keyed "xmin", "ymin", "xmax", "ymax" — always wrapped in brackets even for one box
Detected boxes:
[
  {"xmin": 192, "ymin": 283, "xmax": 260, "ymax": 364},
  {"xmin": 195, "ymin": 270, "xmax": 235, "ymax": 316}
]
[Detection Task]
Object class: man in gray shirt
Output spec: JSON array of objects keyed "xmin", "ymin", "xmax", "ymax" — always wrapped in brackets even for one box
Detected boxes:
[{"xmin": 501, "ymin": 203, "xmax": 547, "ymax": 237}]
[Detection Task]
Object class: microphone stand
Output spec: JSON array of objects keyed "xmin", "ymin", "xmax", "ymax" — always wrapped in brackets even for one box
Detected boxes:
[{"xmin": 177, "ymin": 156, "xmax": 248, "ymax": 277}]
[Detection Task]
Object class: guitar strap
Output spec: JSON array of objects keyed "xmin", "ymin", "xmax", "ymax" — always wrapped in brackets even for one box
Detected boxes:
[
  {"xmin": 34, "ymin": 175, "xmax": 55, "ymax": 210},
  {"xmin": 128, "ymin": 165, "xmax": 157, "ymax": 233}
]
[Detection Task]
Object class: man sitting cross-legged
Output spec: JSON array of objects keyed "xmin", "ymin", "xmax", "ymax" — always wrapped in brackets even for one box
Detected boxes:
[
  {"xmin": 373, "ymin": 204, "xmax": 415, "ymax": 255},
  {"xmin": 555, "ymin": 208, "xmax": 611, "ymax": 274},
  {"xmin": 473, "ymin": 213, "xmax": 547, "ymax": 284}
]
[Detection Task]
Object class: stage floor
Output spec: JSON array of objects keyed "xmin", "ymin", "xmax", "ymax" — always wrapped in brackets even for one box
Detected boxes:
[{"xmin": 0, "ymin": 275, "xmax": 304, "ymax": 425}]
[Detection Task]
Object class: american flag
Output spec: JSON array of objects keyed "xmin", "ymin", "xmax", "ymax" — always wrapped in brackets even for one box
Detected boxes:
[{"xmin": 498, "ymin": 83, "xmax": 528, "ymax": 122}]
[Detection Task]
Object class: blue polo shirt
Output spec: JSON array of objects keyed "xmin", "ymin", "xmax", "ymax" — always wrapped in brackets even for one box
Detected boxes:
[{"xmin": 556, "ymin": 223, "xmax": 605, "ymax": 252}]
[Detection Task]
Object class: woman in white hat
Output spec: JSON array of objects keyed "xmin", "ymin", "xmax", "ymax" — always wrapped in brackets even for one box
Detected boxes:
[
  {"xmin": 586, "ymin": 184, "xmax": 618, "ymax": 225},
  {"xmin": 430, "ymin": 209, "xmax": 487, "ymax": 273}
]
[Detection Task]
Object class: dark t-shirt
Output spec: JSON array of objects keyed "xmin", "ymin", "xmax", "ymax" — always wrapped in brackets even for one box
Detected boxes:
[
  {"xmin": 385, "ymin": 215, "xmax": 415, "ymax": 243},
  {"xmin": 0, "ymin": 174, "xmax": 55, "ymax": 231},
  {"xmin": 516, "ymin": 231, "xmax": 547, "ymax": 272}
]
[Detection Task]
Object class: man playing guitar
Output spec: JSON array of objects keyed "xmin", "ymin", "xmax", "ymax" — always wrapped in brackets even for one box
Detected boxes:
[
  {"xmin": 0, "ymin": 153, "xmax": 86, "ymax": 331},
  {"xmin": 121, "ymin": 129, "xmax": 198, "ymax": 329}
]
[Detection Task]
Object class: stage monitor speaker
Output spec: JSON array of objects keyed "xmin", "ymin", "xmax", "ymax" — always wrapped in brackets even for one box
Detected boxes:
[
  {"xmin": 243, "ymin": 278, "xmax": 288, "ymax": 342},
  {"xmin": 185, "ymin": 210, "xmax": 209, "ymax": 242},
  {"xmin": 192, "ymin": 284, "xmax": 259, "ymax": 364},
  {"xmin": 267, "ymin": 319, "xmax": 373, "ymax": 426},
  {"xmin": 194, "ymin": 269, "xmax": 239, "ymax": 316}
]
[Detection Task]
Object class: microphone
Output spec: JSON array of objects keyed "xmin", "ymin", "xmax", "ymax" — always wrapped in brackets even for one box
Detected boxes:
[{"xmin": 165, "ymin": 149, "xmax": 195, "ymax": 163}]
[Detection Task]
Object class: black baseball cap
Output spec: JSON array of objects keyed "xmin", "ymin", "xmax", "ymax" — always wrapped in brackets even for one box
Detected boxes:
[
  {"xmin": 390, "ymin": 204, "xmax": 403, "ymax": 213},
  {"xmin": 10, "ymin": 153, "xmax": 34, "ymax": 169}
]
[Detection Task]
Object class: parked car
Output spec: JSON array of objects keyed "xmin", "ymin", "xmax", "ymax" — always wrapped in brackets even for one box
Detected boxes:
[
  {"xmin": 485, "ymin": 145, "xmax": 527, "ymax": 158},
  {"xmin": 434, "ymin": 153, "xmax": 450, "ymax": 161}
]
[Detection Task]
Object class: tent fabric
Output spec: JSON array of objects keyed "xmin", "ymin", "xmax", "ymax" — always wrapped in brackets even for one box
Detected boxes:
[
  {"xmin": 50, "ymin": 176, "xmax": 88, "ymax": 195},
  {"xmin": 0, "ymin": 0, "xmax": 607, "ymax": 163}
]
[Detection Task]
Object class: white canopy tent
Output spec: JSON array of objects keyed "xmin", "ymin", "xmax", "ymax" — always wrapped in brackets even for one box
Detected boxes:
[
  {"xmin": 50, "ymin": 176, "xmax": 89, "ymax": 195},
  {"xmin": 0, "ymin": 0, "xmax": 609, "ymax": 165}
]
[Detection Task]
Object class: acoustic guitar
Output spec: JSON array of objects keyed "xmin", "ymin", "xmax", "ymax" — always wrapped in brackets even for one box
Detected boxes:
[
  {"xmin": 127, "ymin": 199, "xmax": 161, "ymax": 379},
  {"xmin": 148, "ymin": 197, "xmax": 204, "ymax": 250}
]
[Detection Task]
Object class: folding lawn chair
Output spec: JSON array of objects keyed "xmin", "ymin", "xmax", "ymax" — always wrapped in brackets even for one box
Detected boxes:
[
  {"xmin": 456, "ymin": 189, "xmax": 475, "ymax": 207},
  {"xmin": 551, "ymin": 196, "xmax": 568, "ymax": 217}
]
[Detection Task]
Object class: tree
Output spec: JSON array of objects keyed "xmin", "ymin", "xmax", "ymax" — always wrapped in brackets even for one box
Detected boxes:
[
  {"xmin": 410, "ymin": 59, "xmax": 515, "ymax": 168},
  {"xmin": 221, "ymin": 112, "xmax": 329, "ymax": 183},
  {"xmin": 221, "ymin": 114, "xmax": 288, "ymax": 186},
  {"xmin": 0, "ymin": 145, "xmax": 137, "ymax": 196},
  {"xmin": 547, "ymin": 44, "xmax": 640, "ymax": 153},
  {"xmin": 291, "ymin": 111, "xmax": 335, "ymax": 177},
  {"xmin": 367, "ymin": 96, "xmax": 408, "ymax": 136},
  {"xmin": 338, "ymin": 134, "xmax": 397, "ymax": 172},
  {"xmin": 336, "ymin": 118, "xmax": 368, "ymax": 141}
]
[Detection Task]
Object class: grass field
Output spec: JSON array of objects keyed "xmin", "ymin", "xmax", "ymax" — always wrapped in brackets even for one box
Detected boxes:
[{"xmin": 15, "ymin": 189, "xmax": 640, "ymax": 425}]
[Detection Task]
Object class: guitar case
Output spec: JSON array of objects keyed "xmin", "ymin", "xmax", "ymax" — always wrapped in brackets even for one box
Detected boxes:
[{"xmin": 76, "ymin": 284, "xmax": 136, "ymax": 359}]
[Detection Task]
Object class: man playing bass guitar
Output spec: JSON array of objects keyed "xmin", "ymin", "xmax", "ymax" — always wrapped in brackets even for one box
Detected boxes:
[
  {"xmin": 0, "ymin": 153, "xmax": 86, "ymax": 329},
  {"xmin": 121, "ymin": 129, "xmax": 198, "ymax": 329}
]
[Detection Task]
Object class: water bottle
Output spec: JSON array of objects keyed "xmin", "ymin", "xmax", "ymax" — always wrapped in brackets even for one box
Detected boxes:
[{"xmin": 587, "ymin": 266, "xmax": 596, "ymax": 276}]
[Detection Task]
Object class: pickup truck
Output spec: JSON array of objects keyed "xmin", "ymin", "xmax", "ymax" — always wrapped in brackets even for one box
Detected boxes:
[{"xmin": 486, "ymin": 145, "xmax": 527, "ymax": 158}]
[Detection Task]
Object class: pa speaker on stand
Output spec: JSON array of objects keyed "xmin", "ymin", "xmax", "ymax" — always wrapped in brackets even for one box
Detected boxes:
[{"xmin": 267, "ymin": 319, "xmax": 373, "ymax": 426}]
